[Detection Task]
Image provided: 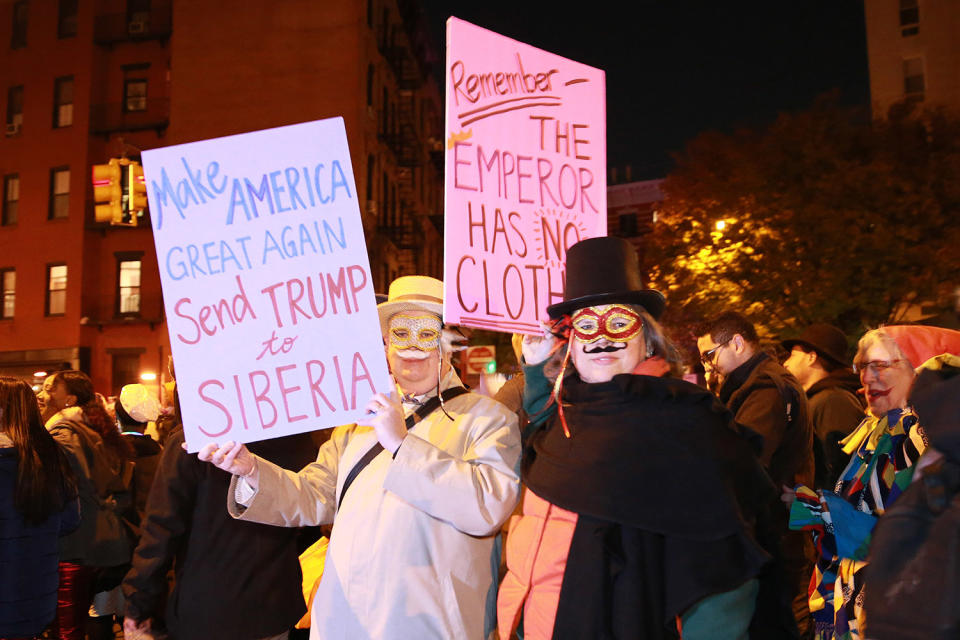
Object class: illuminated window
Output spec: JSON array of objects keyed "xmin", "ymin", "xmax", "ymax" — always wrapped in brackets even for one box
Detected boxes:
[
  {"xmin": 49, "ymin": 167, "xmax": 70, "ymax": 219},
  {"xmin": 1, "ymin": 269, "xmax": 14, "ymax": 319},
  {"xmin": 2, "ymin": 174, "xmax": 18, "ymax": 225},
  {"xmin": 53, "ymin": 76, "xmax": 73, "ymax": 128},
  {"xmin": 46, "ymin": 264, "xmax": 67, "ymax": 316},
  {"xmin": 117, "ymin": 258, "xmax": 142, "ymax": 315}
]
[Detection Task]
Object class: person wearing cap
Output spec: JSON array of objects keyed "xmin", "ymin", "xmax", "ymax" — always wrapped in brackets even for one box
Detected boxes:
[
  {"xmin": 115, "ymin": 384, "xmax": 163, "ymax": 522},
  {"xmin": 787, "ymin": 325, "xmax": 960, "ymax": 640},
  {"xmin": 782, "ymin": 324, "xmax": 866, "ymax": 489},
  {"xmin": 197, "ymin": 275, "xmax": 522, "ymax": 640},
  {"xmin": 497, "ymin": 237, "xmax": 775, "ymax": 640}
]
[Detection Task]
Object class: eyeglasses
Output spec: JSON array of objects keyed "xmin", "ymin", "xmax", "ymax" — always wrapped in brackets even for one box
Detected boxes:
[
  {"xmin": 853, "ymin": 359, "xmax": 906, "ymax": 375},
  {"xmin": 699, "ymin": 339, "xmax": 731, "ymax": 367}
]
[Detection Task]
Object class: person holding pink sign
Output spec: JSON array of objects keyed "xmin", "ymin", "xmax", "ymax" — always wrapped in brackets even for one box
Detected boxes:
[
  {"xmin": 497, "ymin": 237, "xmax": 774, "ymax": 640},
  {"xmin": 197, "ymin": 276, "xmax": 522, "ymax": 640}
]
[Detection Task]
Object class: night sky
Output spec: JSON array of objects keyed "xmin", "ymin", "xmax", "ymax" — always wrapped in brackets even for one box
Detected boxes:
[{"xmin": 420, "ymin": 1, "xmax": 870, "ymax": 179}]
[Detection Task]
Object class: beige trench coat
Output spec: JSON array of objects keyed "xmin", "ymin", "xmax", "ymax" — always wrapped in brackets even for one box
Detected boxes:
[{"xmin": 228, "ymin": 373, "xmax": 521, "ymax": 640}]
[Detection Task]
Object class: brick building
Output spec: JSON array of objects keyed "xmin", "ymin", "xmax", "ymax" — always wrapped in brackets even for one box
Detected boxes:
[
  {"xmin": 864, "ymin": 0, "xmax": 960, "ymax": 114},
  {"xmin": 0, "ymin": 0, "xmax": 444, "ymax": 396}
]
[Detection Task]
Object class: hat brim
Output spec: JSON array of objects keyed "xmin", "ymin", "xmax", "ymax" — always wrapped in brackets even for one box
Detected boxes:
[
  {"xmin": 547, "ymin": 290, "xmax": 666, "ymax": 320},
  {"xmin": 781, "ymin": 339, "xmax": 846, "ymax": 367},
  {"xmin": 378, "ymin": 300, "xmax": 444, "ymax": 336}
]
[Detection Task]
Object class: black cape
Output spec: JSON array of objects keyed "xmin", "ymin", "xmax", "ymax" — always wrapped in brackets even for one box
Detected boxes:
[{"xmin": 524, "ymin": 373, "xmax": 774, "ymax": 639}]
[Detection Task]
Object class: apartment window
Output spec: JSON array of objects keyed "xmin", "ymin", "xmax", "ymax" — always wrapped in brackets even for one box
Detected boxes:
[
  {"xmin": 111, "ymin": 351, "xmax": 141, "ymax": 394},
  {"xmin": 619, "ymin": 212, "xmax": 639, "ymax": 236},
  {"xmin": 6, "ymin": 85, "xmax": 23, "ymax": 136},
  {"xmin": 381, "ymin": 87, "xmax": 389, "ymax": 135},
  {"xmin": 124, "ymin": 78, "xmax": 147, "ymax": 112},
  {"xmin": 116, "ymin": 257, "xmax": 142, "ymax": 315},
  {"xmin": 366, "ymin": 154, "xmax": 375, "ymax": 202},
  {"xmin": 1, "ymin": 269, "xmax": 14, "ymax": 319},
  {"xmin": 900, "ymin": 0, "xmax": 919, "ymax": 37},
  {"xmin": 49, "ymin": 167, "xmax": 70, "ymax": 220},
  {"xmin": 58, "ymin": 0, "xmax": 77, "ymax": 38},
  {"xmin": 904, "ymin": 57, "xmax": 925, "ymax": 100},
  {"xmin": 46, "ymin": 264, "xmax": 67, "ymax": 316},
  {"xmin": 53, "ymin": 76, "xmax": 73, "ymax": 128},
  {"xmin": 11, "ymin": 0, "xmax": 28, "ymax": 49},
  {"xmin": 2, "ymin": 175, "xmax": 18, "ymax": 225},
  {"xmin": 367, "ymin": 64, "xmax": 374, "ymax": 106}
]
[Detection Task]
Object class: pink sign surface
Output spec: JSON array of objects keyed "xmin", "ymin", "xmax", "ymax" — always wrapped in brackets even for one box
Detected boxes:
[
  {"xmin": 144, "ymin": 118, "xmax": 391, "ymax": 452},
  {"xmin": 443, "ymin": 17, "xmax": 607, "ymax": 334}
]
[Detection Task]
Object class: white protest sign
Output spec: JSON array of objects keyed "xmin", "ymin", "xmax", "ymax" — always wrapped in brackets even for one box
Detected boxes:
[
  {"xmin": 145, "ymin": 118, "xmax": 391, "ymax": 452},
  {"xmin": 443, "ymin": 17, "xmax": 607, "ymax": 335}
]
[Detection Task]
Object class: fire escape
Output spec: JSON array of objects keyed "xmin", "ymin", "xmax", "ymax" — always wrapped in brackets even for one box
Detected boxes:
[{"xmin": 383, "ymin": 38, "xmax": 423, "ymax": 275}]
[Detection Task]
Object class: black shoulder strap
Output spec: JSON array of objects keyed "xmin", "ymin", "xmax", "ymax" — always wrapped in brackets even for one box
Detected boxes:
[{"xmin": 337, "ymin": 386, "xmax": 469, "ymax": 510}]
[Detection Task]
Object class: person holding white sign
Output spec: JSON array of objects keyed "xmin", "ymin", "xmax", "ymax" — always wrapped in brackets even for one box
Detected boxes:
[{"xmin": 198, "ymin": 275, "xmax": 522, "ymax": 640}]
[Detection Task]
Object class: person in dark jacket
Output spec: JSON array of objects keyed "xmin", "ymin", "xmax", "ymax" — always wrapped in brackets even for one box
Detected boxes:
[
  {"xmin": 40, "ymin": 371, "xmax": 134, "ymax": 640},
  {"xmin": 0, "ymin": 377, "xmax": 79, "ymax": 639},
  {"xmin": 697, "ymin": 312, "xmax": 816, "ymax": 639},
  {"xmin": 115, "ymin": 384, "xmax": 163, "ymax": 523},
  {"xmin": 121, "ymin": 388, "xmax": 320, "ymax": 640},
  {"xmin": 782, "ymin": 324, "xmax": 865, "ymax": 489}
]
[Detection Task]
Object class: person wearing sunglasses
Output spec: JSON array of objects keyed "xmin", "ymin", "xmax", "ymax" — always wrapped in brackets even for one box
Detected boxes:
[{"xmin": 787, "ymin": 325, "xmax": 960, "ymax": 640}]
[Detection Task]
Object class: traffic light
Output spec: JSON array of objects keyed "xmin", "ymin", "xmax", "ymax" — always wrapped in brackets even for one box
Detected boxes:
[
  {"xmin": 92, "ymin": 160, "xmax": 122, "ymax": 224},
  {"xmin": 125, "ymin": 161, "xmax": 148, "ymax": 225},
  {"xmin": 485, "ymin": 359, "xmax": 497, "ymax": 374}
]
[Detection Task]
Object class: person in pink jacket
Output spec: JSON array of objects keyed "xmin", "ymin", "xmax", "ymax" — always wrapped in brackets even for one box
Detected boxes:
[{"xmin": 498, "ymin": 237, "xmax": 778, "ymax": 640}]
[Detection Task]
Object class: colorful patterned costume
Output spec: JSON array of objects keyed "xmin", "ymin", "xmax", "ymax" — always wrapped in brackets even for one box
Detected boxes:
[{"xmin": 789, "ymin": 408, "xmax": 925, "ymax": 639}]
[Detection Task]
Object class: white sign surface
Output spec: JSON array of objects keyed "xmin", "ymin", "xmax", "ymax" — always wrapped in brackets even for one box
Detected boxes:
[{"xmin": 145, "ymin": 118, "xmax": 391, "ymax": 451}]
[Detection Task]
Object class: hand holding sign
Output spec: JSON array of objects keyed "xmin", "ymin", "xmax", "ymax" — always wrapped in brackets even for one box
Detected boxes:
[
  {"xmin": 195, "ymin": 440, "xmax": 258, "ymax": 487},
  {"xmin": 357, "ymin": 390, "xmax": 406, "ymax": 453}
]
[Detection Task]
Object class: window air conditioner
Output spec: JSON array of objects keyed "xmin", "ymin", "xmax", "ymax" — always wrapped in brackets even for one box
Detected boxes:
[
  {"xmin": 128, "ymin": 20, "xmax": 147, "ymax": 35},
  {"xmin": 5, "ymin": 123, "xmax": 20, "ymax": 136}
]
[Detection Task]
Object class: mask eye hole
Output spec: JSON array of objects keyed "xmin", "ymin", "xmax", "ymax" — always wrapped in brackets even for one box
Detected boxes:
[
  {"xmin": 391, "ymin": 328, "xmax": 409, "ymax": 340},
  {"xmin": 418, "ymin": 329, "xmax": 438, "ymax": 342},
  {"xmin": 573, "ymin": 317, "xmax": 598, "ymax": 333}
]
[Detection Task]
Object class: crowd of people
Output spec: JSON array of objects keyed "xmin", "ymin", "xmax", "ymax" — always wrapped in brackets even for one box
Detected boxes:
[{"xmin": 2, "ymin": 235, "xmax": 960, "ymax": 640}]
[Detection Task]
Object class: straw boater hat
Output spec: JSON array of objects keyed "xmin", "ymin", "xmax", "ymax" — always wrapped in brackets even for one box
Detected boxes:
[
  {"xmin": 546, "ymin": 237, "xmax": 666, "ymax": 320},
  {"xmin": 377, "ymin": 275, "xmax": 444, "ymax": 336}
]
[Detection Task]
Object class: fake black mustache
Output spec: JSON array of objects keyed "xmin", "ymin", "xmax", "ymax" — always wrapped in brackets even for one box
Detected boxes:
[{"xmin": 583, "ymin": 344, "xmax": 627, "ymax": 354}]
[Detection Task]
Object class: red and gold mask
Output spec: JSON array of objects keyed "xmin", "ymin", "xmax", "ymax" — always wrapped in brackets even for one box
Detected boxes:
[{"xmin": 570, "ymin": 304, "xmax": 644, "ymax": 344}]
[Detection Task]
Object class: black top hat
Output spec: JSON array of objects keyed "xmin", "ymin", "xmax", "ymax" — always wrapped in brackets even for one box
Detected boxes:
[
  {"xmin": 781, "ymin": 323, "xmax": 850, "ymax": 367},
  {"xmin": 547, "ymin": 237, "xmax": 666, "ymax": 319}
]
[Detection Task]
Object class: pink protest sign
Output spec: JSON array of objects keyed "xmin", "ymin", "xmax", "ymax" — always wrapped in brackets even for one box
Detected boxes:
[
  {"xmin": 144, "ymin": 118, "xmax": 392, "ymax": 452},
  {"xmin": 443, "ymin": 17, "xmax": 607, "ymax": 334}
]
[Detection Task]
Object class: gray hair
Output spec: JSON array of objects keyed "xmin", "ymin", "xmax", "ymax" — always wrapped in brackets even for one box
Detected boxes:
[{"xmin": 855, "ymin": 327, "xmax": 912, "ymax": 369}]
